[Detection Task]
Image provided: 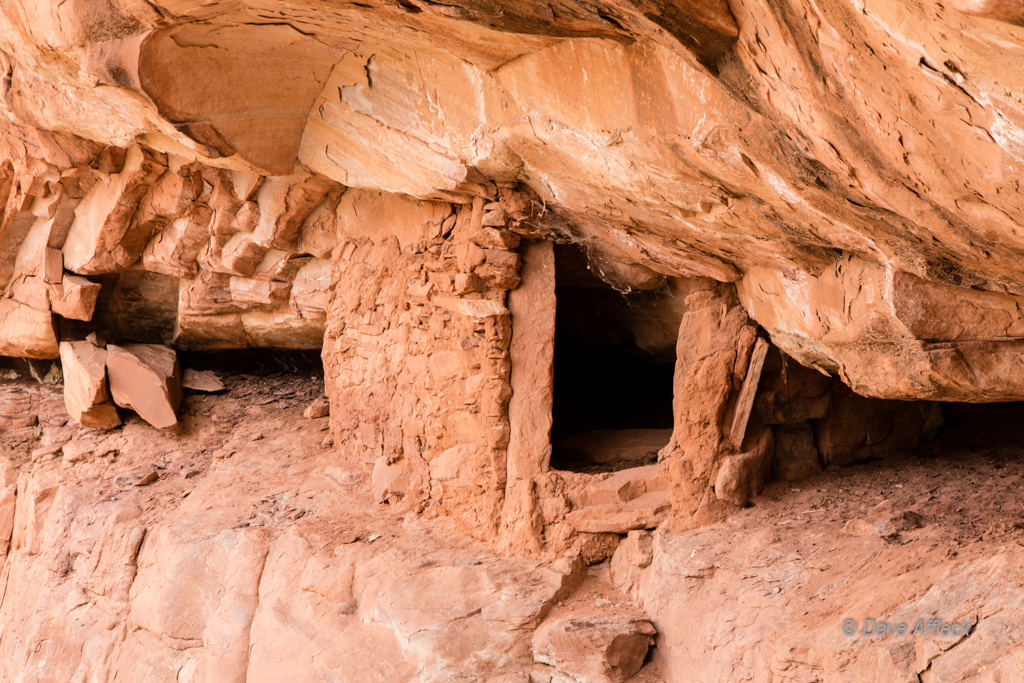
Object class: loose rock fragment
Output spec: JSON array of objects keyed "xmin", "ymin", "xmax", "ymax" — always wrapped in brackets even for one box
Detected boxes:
[
  {"xmin": 181, "ymin": 368, "xmax": 225, "ymax": 392},
  {"xmin": 574, "ymin": 532, "xmax": 622, "ymax": 564},
  {"xmin": 303, "ymin": 397, "xmax": 330, "ymax": 419},
  {"xmin": 371, "ymin": 456, "xmax": 409, "ymax": 503},
  {"xmin": 106, "ymin": 344, "xmax": 182, "ymax": 429},
  {"xmin": 472, "ymin": 227, "xmax": 520, "ymax": 250},
  {"xmin": 532, "ymin": 615, "xmax": 656, "ymax": 683},
  {"xmin": 610, "ymin": 530, "xmax": 653, "ymax": 596},
  {"xmin": 49, "ymin": 274, "xmax": 102, "ymax": 321},
  {"xmin": 116, "ymin": 469, "xmax": 160, "ymax": 487},
  {"xmin": 59, "ymin": 341, "xmax": 120, "ymax": 429},
  {"xmin": 714, "ymin": 425, "xmax": 774, "ymax": 507}
]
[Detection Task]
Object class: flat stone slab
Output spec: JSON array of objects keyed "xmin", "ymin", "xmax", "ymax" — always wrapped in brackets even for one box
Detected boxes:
[
  {"xmin": 181, "ymin": 368, "xmax": 225, "ymax": 392},
  {"xmin": 59, "ymin": 340, "xmax": 120, "ymax": 429},
  {"xmin": 566, "ymin": 490, "xmax": 671, "ymax": 534},
  {"xmin": 581, "ymin": 464, "xmax": 667, "ymax": 506},
  {"xmin": 106, "ymin": 344, "xmax": 182, "ymax": 429}
]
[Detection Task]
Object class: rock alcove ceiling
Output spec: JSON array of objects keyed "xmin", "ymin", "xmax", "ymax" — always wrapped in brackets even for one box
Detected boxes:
[{"xmin": 3, "ymin": 1, "xmax": 1024, "ymax": 682}]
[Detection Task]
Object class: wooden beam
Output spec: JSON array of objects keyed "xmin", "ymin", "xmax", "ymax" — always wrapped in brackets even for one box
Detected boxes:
[{"xmin": 729, "ymin": 337, "xmax": 769, "ymax": 449}]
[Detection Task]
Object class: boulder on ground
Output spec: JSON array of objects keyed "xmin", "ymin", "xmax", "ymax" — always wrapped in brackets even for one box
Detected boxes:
[
  {"xmin": 303, "ymin": 397, "xmax": 329, "ymax": 419},
  {"xmin": 714, "ymin": 423, "xmax": 774, "ymax": 507},
  {"xmin": 106, "ymin": 344, "xmax": 182, "ymax": 429},
  {"xmin": 59, "ymin": 341, "xmax": 121, "ymax": 430},
  {"xmin": 532, "ymin": 614, "xmax": 656, "ymax": 683}
]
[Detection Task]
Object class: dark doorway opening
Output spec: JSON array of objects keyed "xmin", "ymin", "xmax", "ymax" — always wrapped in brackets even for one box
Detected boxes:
[{"xmin": 550, "ymin": 244, "xmax": 677, "ymax": 472}]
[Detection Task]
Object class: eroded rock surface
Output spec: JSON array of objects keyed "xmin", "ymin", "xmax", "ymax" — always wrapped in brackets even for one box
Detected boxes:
[
  {"xmin": 2, "ymin": 0, "xmax": 1024, "ymax": 681},
  {"xmin": 637, "ymin": 426, "xmax": 1024, "ymax": 682},
  {"xmin": 0, "ymin": 0, "xmax": 1021, "ymax": 403},
  {"xmin": 0, "ymin": 368, "xmax": 661, "ymax": 683}
]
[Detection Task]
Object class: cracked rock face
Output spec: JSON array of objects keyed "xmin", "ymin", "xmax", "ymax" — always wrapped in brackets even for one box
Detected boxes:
[
  {"xmin": 3, "ymin": 2, "xmax": 1024, "ymax": 682},
  {"xmin": 1, "ymin": 0, "xmax": 1024, "ymax": 400}
]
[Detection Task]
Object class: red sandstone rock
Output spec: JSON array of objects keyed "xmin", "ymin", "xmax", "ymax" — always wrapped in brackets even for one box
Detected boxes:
[
  {"xmin": 432, "ymin": 295, "xmax": 508, "ymax": 318},
  {"xmin": 755, "ymin": 353, "xmax": 833, "ymax": 425},
  {"xmin": 772, "ymin": 423, "xmax": 822, "ymax": 482},
  {"xmin": 58, "ymin": 341, "xmax": 120, "ymax": 430},
  {"xmin": 371, "ymin": 455, "xmax": 409, "ymax": 503},
  {"xmin": 473, "ymin": 228, "xmax": 521, "ymax": 251},
  {"xmin": 0, "ymin": 457, "xmax": 17, "ymax": 566},
  {"xmin": 574, "ymin": 532, "xmax": 621, "ymax": 564},
  {"xmin": 62, "ymin": 145, "xmax": 166, "ymax": 275},
  {"xmin": 532, "ymin": 614, "xmax": 656, "ymax": 683},
  {"xmin": 815, "ymin": 386, "xmax": 944, "ymax": 468},
  {"xmin": 662, "ymin": 283, "xmax": 758, "ymax": 527},
  {"xmin": 2, "ymin": 3, "xmax": 1024, "ymax": 679},
  {"xmin": 454, "ymin": 272, "xmax": 486, "ymax": 293},
  {"xmin": 41, "ymin": 247, "xmax": 62, "ymax": 285},
  {"xmin": 49, "ymin": 273, "xmax": 101, "ymax": 321},
  {"xmin": 565, "ymin": 490, "xmax": 671, "ymax": 534},
  {"xmin": 506, "ymin": 239, "xmax": 555, "ymax": 484},
  {"xmin": 303, "ymin": 398, "xmax": 329, "ymax": 419},
  {"xmin": 950, "ymin": 0, "xmax": 1024, "ymax": 25},
  {"xmin": 105, "ymin": 344, "xmax": 182, "ymax": 429},
  {"xmin": 610, "ymin": 530, "xmax": 653, "ymax": 597},
  {"xmin": 0, "ymin": 297, "xmax": 58, "ymax": 359},
  {"xmin": 714, "ymin": 424, "xmax": 774, "ymax": 507},
  {"xmin": 581, "ymin": 465, "xmax": 667, "ymax": 507},
  {"xmin": 228, "ymin": 276, "xmax": 291, "ymax": 309},
  {"xmin": 181, "ymin": 368, "xmax": 225, "ymax": 392}
]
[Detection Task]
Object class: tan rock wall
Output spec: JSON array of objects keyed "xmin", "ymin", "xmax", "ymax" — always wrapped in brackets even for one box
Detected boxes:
[
  {"xmin": 0, "ymin": 145, "xmax": 338, "ymax": 354},
  {"xmin": 3, "ymin": 0, "xmax": 1024, "ymax": 405},
  {"xmin": 739, "ymin": 255, "xmax": 1024, "ymax": 401}
]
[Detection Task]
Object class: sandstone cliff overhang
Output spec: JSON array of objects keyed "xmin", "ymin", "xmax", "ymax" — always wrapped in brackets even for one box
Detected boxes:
[{"xmin": 2, "ymin": 0, "xmax": 1024, "ymax": 404}]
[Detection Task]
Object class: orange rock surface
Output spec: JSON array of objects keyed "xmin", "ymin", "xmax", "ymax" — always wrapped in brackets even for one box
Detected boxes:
[{"xmin": 1, "ymin": 1, "xmax": 1024, "ymax": 681}]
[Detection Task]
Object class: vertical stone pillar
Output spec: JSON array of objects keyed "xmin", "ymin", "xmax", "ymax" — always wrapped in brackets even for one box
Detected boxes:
[
  {"xmin": 662, "ymin": 282, "xmax": 765, "ymax": 529},
  {"xmin": 500, "ymin": 239, "xmax": 556, "ymax": 554},
  {"xmin": 506, "ymin": 240, "xmax": 556, "ymax": 481}
]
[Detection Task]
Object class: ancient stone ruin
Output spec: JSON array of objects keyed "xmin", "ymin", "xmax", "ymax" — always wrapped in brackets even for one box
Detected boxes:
[{"xmin": 2, "ymin": 0, "xmax": 1024, "ymax": 681}]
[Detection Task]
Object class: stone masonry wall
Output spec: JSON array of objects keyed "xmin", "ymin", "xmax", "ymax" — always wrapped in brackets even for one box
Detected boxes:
[{"xmin": 323, "ymin": 190, "xmax": 523, "ymax": 543}]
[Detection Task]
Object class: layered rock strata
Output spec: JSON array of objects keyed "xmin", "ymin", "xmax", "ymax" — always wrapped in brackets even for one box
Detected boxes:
[{"xmin": 1, "ymin": 0, "xmax": 1024, "ymax": 680}]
